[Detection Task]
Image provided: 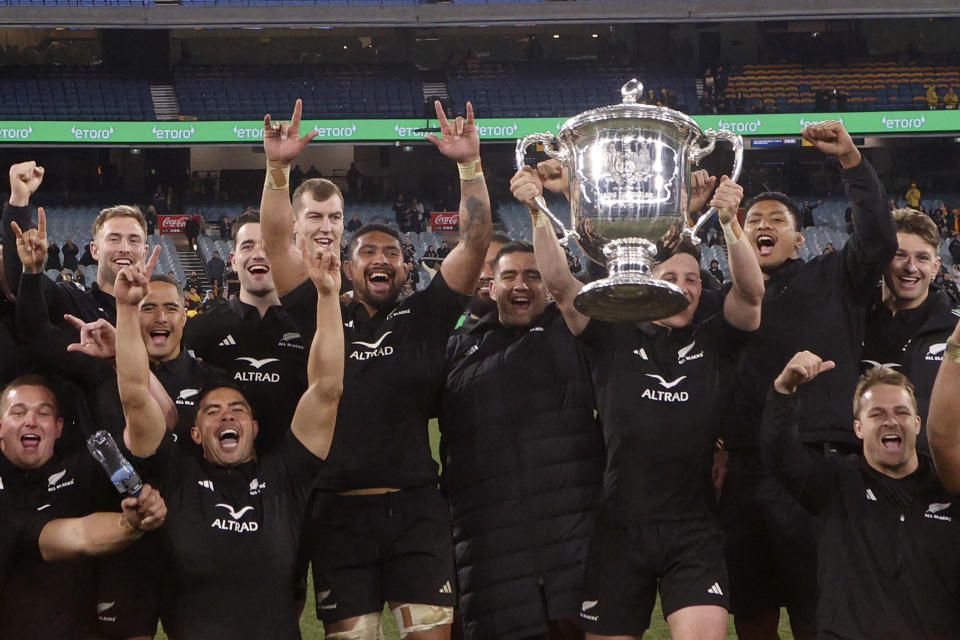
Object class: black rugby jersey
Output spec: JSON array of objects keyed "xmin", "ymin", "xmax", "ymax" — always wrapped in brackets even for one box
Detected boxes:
[
  {"xmin": 184, "ymin": 298, "xmax": 307, "ymax": 453},
  {"xmin": 140, "ymin": 431, "xmax": 321, "ymax": 639},
  {"xmin": 0, "ymin": 451, "xmax": 112, "ymax": 639},
  {"xmin": 579, "ymin": 313, "xmax": 747, "ymax": 524},
  {"xmin": 282, "ymin": 272, "xmax": 468, "ymax": 490}
]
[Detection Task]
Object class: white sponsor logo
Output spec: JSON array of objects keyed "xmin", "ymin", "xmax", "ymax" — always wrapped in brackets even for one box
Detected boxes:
[
  {"xmin": 529, "ymin": 326, "xmax": 544, "ymax": 332},
  {"xmin": 717, "ymin": 118, "xmax": 762, "ymax": 134},
  {"xmin": 281, "ymin": 332, "xmax": 301, "ymax": 342},
  {"xmin": 344, "ymin": 320, "xmax": 354, "ymax": 328},
  {"xmin": 234, "ymin": 356, "xmax": 281, "ymax": 382},
  {"xmin": 476, "ymin": 122, "xmax": 519, "ymax": 137},
  {"xmin": 865, "ymin": 488, "xmax": 878, "ymax": 502},
  {"xmin": 394, "ymin": 123, "xmax": 421, "ymax": 138},
  {"xmin": 249, "ymin": 478, "xmax": 267, "ymax": 495},
  {"xmin": 48, "ymin": 469, "xmax": 75, "ymax": 492},
  {"xmin": 219, "ymin": 334, "xmax": 237, "ymax": 347},
  {"xmin": 707, "ymin": 582, "xmax": 724, "ymax": 596},
  {"xmin": 97, "ymin": 601, "xmax": 117, "ymax": 623},
  {"xmin": 862, "ymin": 360, "xmax": 901, "ymax": 370},
  {"xmin": 152, "ymin": 125, "xmax": 195, "ymax": 141},
  {"xmin": 677, "ymin": 340, "xmax": 704, "ymax": 364},
  {"xmin": 646, "ymin": 374, "xmax": 687, "ymax": 389},
  {"xmin": 37, "ymin": 503, "xmax": 51, "ymax": 511},
  {"xmin": 71, "ymin": 125, "xmax": 114, "ymax": 140},
  {"xmin": 799, "ymin": 116, "xmax": 845, "ymax": 130},
  {"xmin": 198, "ymin": 480, "xmax": 214, "ymax": 491},
  {"xmin": 232, "ymin": 124, "xmax": 263, "ymax": 140},
  {"xmin": 313, "ymin": 123, "xmax": 358, "ymax": 138},
  {"xmin": 926, "ymin": 343, "xmax": 947, "ymax": 362},
  {"xmin": 0, "ymin": 125, "xmax": 32, "ymax": 140},
  {"xmin": 580, "ymin": 600, "xmax": 599, "ymax": 622},
  {"xmin": 633, "ymin": 348, "xmax": 648, "ymax": 360},
  {"xmin": 925, "ymin": 502, "xmax": 952, "ymax": 521},
  {"xmin": 882, "ymin": 114, "xmax": 926, "ymax": 131},
  {"xmin": 350, "ymin": 331, "xmax": 395, "ymax": 361},
  {"xmin": 211, "ymin": 504, "xmax": 259, "ymax": 533},
  {"xmin": 386, "ymin": 308, "xmax": 411, "ymax": 320},
  {"xmin": 317, "ymin": 588, "xmax": 337, "ymax": 610},
  {"xmin": 465, "ymin": 344, "xmax": 479, "ymax": 356},
  {"xmin": 0, "ymin": 476, "xmax": 4, "ymax": 490},
  {"xmin": 438, "ymin": 581, "xmax": 453, "ymax": 594},
  {"xmin": 176, "ymin": 388, "xmax": 199, "ymax": 404}
]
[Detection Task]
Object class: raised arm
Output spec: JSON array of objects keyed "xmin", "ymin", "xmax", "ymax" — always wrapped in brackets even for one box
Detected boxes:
[
  {"xmin": 114, "ymin": 254, "xmax": 166, "ymax": 457},
  {"xmin": 260, "ymin": 99, "xmax": 317, "ymax": 296},
  {"xmin": 761, "ymin": 351, "xmax": 838, "ymax": 513},
  {"xmin": 510, "ymin": 166, "xmax": 589, "ymax": 335},
  {"xmin": 290, "ymin": 238, "xmax": 344, "ymax": 459},
  {"xmin": 425, "ymin": 101, "xmax": 492, "ymax": 295},
  {"xmin": 4, "ymin": 161, "xmax": 44, "ymax": 295},
  {"xmin": 39, "ymin": 483, "xmax": 166, "ymax": 562},
  {"xmin": 712, "ymin": 177, "xmax": 763, "ymax": 331},
  {"xmin": 802, "ymin": 121, "xmax": 895, "ymax": 300},
  {"xmin": 927, "ymin": 320, "xmax": 960, "ymax": 492}
]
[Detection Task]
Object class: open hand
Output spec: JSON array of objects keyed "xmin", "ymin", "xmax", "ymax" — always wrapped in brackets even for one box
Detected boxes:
[
  {"xmin": 263, "ymin": 98, "xmax": 318, "ymax": 168},
  {"xmin": 425, "ymin": 101, "xmax": 480, "ymax": 164}
]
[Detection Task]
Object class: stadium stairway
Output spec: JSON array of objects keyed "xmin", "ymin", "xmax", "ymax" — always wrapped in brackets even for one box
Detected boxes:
[{"xmin": 150, "ymin": 84, "xmax": 181, "ymax": 120}]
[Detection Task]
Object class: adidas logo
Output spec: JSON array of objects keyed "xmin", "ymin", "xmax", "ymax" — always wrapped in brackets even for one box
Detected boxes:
[
  {"xmin": 219, "ymin": 334, "xmax": 237, "ymax": 347},
  {"xmin": 438, "ymin": 581, "xmax": 453, "ymax": 594},
  {"xmin": 198, "ymin": 480, "xmax": 214, "ymax": 492},
  {"xmin": 465, "ymin": 345, "xmax": 479, "ymax": 356},
  {"xmin": 707, "ymin": 582, "xmax": 724, "ymax": 596},
  {"xmin": 866, "ymin": 488, "xmax": 878, "ymax": 502}
]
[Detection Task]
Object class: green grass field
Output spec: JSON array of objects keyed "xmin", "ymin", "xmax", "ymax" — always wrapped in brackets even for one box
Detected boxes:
[{"xmin": 155, "ymin": 420, "xmax": 796, "ymax": 639}]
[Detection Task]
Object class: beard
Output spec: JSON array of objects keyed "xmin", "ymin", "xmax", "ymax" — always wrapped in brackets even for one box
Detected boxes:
[{"xmin": 467, "ymin": 293, "xmax": 497, "ymax": 317}]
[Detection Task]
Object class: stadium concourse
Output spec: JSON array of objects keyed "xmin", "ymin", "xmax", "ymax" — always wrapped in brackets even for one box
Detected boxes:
[{"xmin": 3, "ymin": 3, "xmax": 960, "ymax": 640}]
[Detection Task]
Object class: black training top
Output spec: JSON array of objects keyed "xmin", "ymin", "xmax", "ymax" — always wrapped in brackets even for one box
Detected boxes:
[
  {"xmin": 722, "ymin": 159, "xmax": 896, "ymax": 450},
  {"xmin": 183, "ymin": 297, "xmax": 307, "ymax": 453},
  {"xmin": 578, "ymin": 312, "xmax": 747, "ymax": 524},
  {"xmin": 282, "ymin": 272, "xmax": 468, "ymax": 491},
  {"xmin": 139, "ymin": 431, "xmax": 321, "ymax": 640},
  {"xmin": 761, "ymin": 389, "xmax": 960, "ymax": 640},
  {"xmin": 0, "ymin": 498, "xmax": 47, "ymax": 591}
]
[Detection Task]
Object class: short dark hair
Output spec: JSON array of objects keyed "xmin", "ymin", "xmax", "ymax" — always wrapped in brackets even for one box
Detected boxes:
[
  {"xmin": 348, "ymin": 224, "xmax": 403, "ymax": 258},
  {"xmin": 853, "ymin": 367, "xmax": 917, "ymax": 417},
  {"xmin": 292, "ymin": 179, "xmax": 344, "ymax": 219},
  {"xmin": 231, "ymin": 207, "xmax": 260, "ymax": 239},
  {"xmin": 490, "ymin": 233, "xmax": 512, "ymax": 247},
  {"xmin": 492, "ymin": 240, "xmax": 534, "ymax": 271},
  {"xmin": 149, "ymin": 273, "xmax": 184, "ymax": 300},
  {"xmin": 195, "ymin": 380, "xmax": 252, "ymax": 417},
  {"xmin": 744, "ymin": 191, "xmax": 802, "ymax": 231},
  {"xmin": 0, "ymin": 374, "xmax": 59, "ymax": 416},
  {"xmin": 656, "ymin": 233, "xmax": 701, "ymax": 265}
]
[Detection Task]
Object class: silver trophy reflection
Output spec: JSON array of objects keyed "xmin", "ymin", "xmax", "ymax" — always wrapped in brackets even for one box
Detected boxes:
[{"xmin": 516, "ymin": 79, "xmax": 744, "ymax": 323}]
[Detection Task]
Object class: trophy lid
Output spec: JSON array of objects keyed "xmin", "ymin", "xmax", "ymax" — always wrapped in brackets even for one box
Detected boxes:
[{"xmin": 558, "ymin": 79, "xmax": 704, "ymax": 137}]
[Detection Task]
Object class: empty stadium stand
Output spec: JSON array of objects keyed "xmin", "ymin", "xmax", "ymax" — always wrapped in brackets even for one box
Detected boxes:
[{"xmin": 0, "ymin": 67, "xmax": 155, "ymax": 120}]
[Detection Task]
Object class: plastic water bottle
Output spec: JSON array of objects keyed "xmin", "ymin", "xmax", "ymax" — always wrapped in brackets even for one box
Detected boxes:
[{"xmin": 87, "ymin": 430, "xmax": 142, "ymax": 497}]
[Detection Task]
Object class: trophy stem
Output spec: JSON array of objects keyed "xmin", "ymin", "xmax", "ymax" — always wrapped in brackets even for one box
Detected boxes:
[{"xmin": 575, "ymin": 237, "xmax": 690, "ymax": 323}]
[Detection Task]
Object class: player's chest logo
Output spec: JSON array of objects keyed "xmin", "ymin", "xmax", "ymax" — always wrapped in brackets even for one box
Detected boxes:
[
  {"xmin": 349, "ymin": 330, "xmax": 395, "ymax": 361},
  {"xmin": 233, "ymin": 356, "xmax": 281, "ymax": 383},
  {"xmin": 210, "ymin": 502, "xmax": 259, "ymax": 533},
  {"xmin": 47, "ymin": 468, "xmax": 75, "ymax": 493},
  {"xmin": 641, "ymin": 374, "xmax": 689, "ymax": 402}
]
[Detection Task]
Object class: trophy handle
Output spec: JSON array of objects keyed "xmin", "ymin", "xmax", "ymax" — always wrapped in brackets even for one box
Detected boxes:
[
  {"xmin": 690, "ymin": 128, "xmax": 745, "ymax": 237},
  {"xmin": 514, "ymin": 133, "xmax": 579, "ymax": 245}
]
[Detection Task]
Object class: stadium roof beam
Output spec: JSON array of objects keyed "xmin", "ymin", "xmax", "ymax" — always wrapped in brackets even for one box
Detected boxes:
[{"xmin": 0, "ymin": 0, "xmax": 959, "ymax": 30}]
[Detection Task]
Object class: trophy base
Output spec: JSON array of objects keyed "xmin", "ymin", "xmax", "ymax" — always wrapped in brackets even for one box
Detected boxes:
[{"xmin": 574, "ymin": 274, "xmax": 689, "ymax": 323}]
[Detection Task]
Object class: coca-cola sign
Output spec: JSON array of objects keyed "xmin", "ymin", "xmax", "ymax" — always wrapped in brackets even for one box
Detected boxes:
[
  {"xmin": 431, "ymin": 211, "xmax": 459, "ymax": 232},
  {"xmin": 157, "ymin": 214, "xmax": 196, "ymax": 235}
]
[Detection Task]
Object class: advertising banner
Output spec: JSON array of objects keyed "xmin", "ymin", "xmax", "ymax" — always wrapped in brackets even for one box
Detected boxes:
[{"xmin": 430, "ymin": 211, "xmax": 459, "ymax": 232}]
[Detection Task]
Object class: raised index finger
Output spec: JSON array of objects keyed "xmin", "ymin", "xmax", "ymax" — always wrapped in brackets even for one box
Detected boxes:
[
  {"xmin": 290, "ymin": 98, "xmax": 303, "ymax": 132},
  {"xmin": 145, "ymin": 245, "xmax": 161, "ymax": 279},
  {"xmin": 434, "ymin": 100, "xmax": 450, "ymax": 135},
  {"xmin": 37, "ymin": 206, "xmax": 46, "ymax": 238}
]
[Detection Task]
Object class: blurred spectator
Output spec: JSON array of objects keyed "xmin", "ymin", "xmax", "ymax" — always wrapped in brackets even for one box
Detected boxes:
[
  {"xmin": 346, "ymin": 213, "xmax": 363, "ymax": 233},
  {"xmin": 206, "ymin": 250, "xmax": 225, "ymax": 284},
  {"xmin": 73, "ymin": 268, "xmax": 85, "ymax": 288},
  {"xmin": 55, "ymin": 268, "xmax": 72, "ymax": 283},
  {"xmin": 79, "ymin": 241, "xmax": 95, "ymax": 267},
  {"xmin": 926, "ymin": 84, "xmax": 940, "ymax": 110},
  {"xmin": 733, "ymin": 91, "xmax": 747, "ymax": 113},
  {"xmin": 46, "ymin": 241, "xmax": 61, "ymax": 271},
  {"xmin": 801, "ymin": 199, "xmax": 822, "ymax": 228},
  {"xmin": 703, "ymin": 68, "xmax": 715, "ymax": 95},
  {"xmin": 945, "ymin": 87, "xmax": 959, "ymax": 110},
  {"xmin": 393, "ymin": 194, "xmax": 407, "ymax": 226},
  {"xmin": 905, "ymin": 182, "xmax": 922, "ymax": 208},
  {"xmin": 219, "ymin": 214, "xmax": 232, "ymax": 240},
  {"xmin": 424, "ymin": 245, "xmax": 438, "ymax": 260},
  {"xmin": 145, "ymin": 205, "xmax": 157, "ymax": 235},
  {"xmin": 715, "ymin": 65, "xmax": 729, "ymax": 96},
  {"xmin": 949, "ymin": 235, "xmax": 960, "ymax": 266},
  {"xmin": 185, "ymin": 215, "xmax": 200, "ymax": 250},
  {"xmin": 822, "ymin": 241, "xmax": 836, "ymax": 255},
  {"xmin": 708, "ymin": 259, "xmax": 724, "ymax": 284},
  {"xmin": 437, "ymin": 240, "xmax": 452, "ymax": 260},
  {"xmin": 347, "ymin": 162, "xmax": 363, "ymax": 201},
  {"xmin": 61, "ymin": 237, "xmax": 79, "ymax": 271},
  {"xmin": 570, "ymin": 255, "xmax": 583, "ymax": 275}
]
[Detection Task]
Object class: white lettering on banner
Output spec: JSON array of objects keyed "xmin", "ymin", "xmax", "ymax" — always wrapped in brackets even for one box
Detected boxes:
[
  {"xmin": 432, "ymin": 212, "xmax": 459, "ymax": 231},
  {"xmin": 799, "ymin": 116, "xmax": 844, "ymax": 130},
  {"xmin": 71, "ymin": 126, "xmax": 114, "ymax": 140},
  {"xmin": 476, "ymin": 123, "xmax": 519, "ymax": 137},
  {"xmin": 394, "ymin": 123, "xmax": 420, "ymax": 137},
  {"xmin": 159, "ymin": 215, "xmax": 190, "ymax": 231},
  {"xmin": 314, "ymin": 124, "xmax": 358, "ymax": 138},
  {"xmin": 717, "ymin": 119, "xmax": 762, "ymax": 134},
  {"xmin": 232, "ymin": 125, "xmax": 263, "ymax": 140},
  {"xmin": 153, "ymin": 126, "xmax": 196, "ymax": 141},
  {"xmin": 0, "ymin": 125, "xmax": 32, "ymax": 140},
  {"xmin": 882, "ymin": 115, "xmax": 926, "ymax": 130}
]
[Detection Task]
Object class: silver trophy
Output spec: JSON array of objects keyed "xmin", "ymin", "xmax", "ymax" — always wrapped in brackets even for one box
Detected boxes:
[{"xmin": 516, "ymin": 79, "xmax": 743, "ymax": 323}]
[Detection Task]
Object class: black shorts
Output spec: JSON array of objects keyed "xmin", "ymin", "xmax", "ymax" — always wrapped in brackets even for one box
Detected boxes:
[
  {"xmin": 579, "ymin": 516, "xmax": 728, "ymax": 637},
  {"xmin": 309, "ymin": 485, "xmax": 456, "ymax": 624},
  {"xmin": 94, "ymin": 537, "xmax": 169, "ymax": 638},
  {"xmin": 718, "ymin": 450, "xmax": 817, "ymax": 633}
]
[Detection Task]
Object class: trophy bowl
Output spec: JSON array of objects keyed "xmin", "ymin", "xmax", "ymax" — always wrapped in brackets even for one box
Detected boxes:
[{"xmin": 516, "ymin": 79, "xmax": 743, "ymax": 323}]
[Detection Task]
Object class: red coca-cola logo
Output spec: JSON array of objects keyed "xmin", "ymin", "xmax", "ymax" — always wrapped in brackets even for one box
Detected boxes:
[
  {"xmin": 431, "ymin": 212, "xmax": 459, "ymax": 230},
  {"xmin": 158, "ymin": 215, "xmax": 196, "ymax": 234}
]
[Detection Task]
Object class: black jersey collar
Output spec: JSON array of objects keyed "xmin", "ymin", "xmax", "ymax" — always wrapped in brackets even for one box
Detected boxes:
[
  {"xmin": 90, "ymin": 282, "xmax": 116, "ymax": 316},
  {"xmin": 228, "ymin": 295, "xmax": 279, "ymax": 321}
]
